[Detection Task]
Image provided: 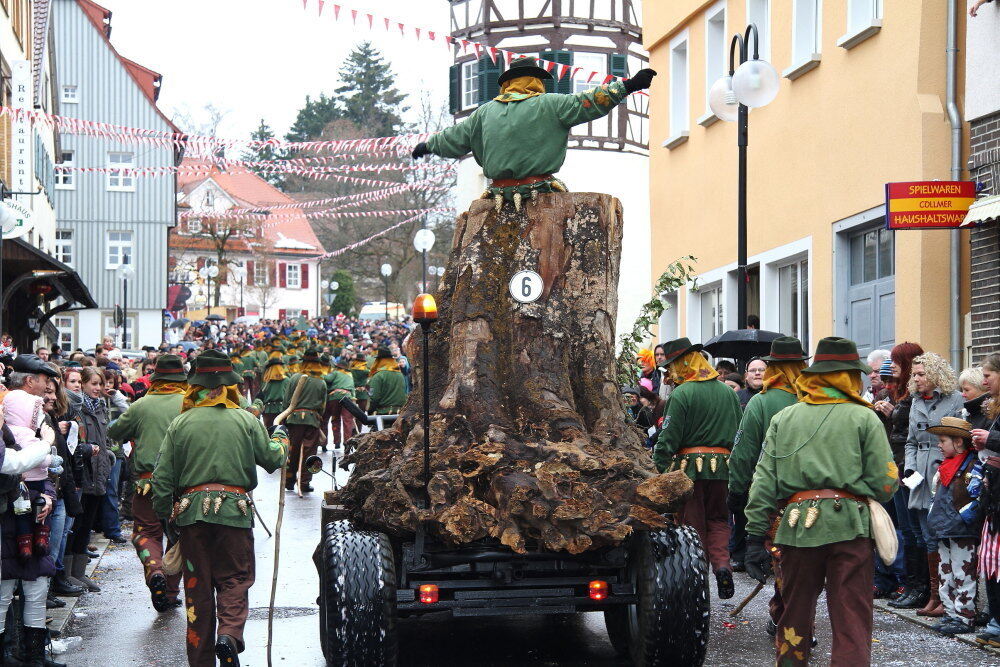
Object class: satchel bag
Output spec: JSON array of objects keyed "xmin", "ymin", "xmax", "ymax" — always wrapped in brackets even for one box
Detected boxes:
[{"xmin": 868, "ymin": 497, "xmax": 898, "ymax": 565}]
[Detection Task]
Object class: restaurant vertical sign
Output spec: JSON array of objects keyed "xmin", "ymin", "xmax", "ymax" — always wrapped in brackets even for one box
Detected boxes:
[
  {"xmin": 885, "ymin": 181, "xmax": 976, "ymax": 229},
  {"xmin": 10, "ymin": 60, "xmax": 32, "ymax": 195}
]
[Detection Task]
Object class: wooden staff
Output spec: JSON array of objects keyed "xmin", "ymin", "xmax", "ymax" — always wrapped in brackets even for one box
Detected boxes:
[
  {"xmin": 266, "ymin": 374, "xmax": 307, "ymax": 667},
  {"xmin": 729, "ymin": 580, "xmax": 766, "ymax": 618}
]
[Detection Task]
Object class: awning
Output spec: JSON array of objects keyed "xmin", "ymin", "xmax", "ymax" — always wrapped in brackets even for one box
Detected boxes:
[
  {"xmin": 3, "ymin": 237, "xmax": 97, "ymax": 310},
  {"xmin": 962, "ymin": 194, "xmax": 1000, "ymax": 227}
]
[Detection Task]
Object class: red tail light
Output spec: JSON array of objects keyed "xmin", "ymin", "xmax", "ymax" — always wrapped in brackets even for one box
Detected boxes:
[
  {"xmin": 589, "ymin": 580, "xmax": 609, "ymax": 601},
  {"xmin": 419, "ymin": 584, "xmax": 439, "ymax": 604}
]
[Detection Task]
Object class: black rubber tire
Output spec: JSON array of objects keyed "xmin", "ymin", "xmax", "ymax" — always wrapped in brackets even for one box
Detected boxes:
[
  {"xmin": 317, "ymin": 523, "xmax": 397, "ymax": 666},
  {"xmin": 604, "ymin": 525, "xmax": 711, "ymax": 666}
]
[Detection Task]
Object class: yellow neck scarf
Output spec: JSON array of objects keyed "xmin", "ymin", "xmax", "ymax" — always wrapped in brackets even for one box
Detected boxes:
[
  {"xmin": 794, "ymin": 371, "xmax": 872, "ymax": 407},
  {"xmin": 495, "ymin": 76, "xmax": 546, "ymax": 102},
  {"xmin": 350, "ymin": 360, "xmax": 368, "ymax": 372},
  {"xmin": 268, "ymin": 350, "xmax": 283, "ymax": 360},
  {"xmin": 181, "ymin": 384, "xmax": 243, "ymax": 412},
  {"xmin": 667, "ymin": 351, "xmax": 719, "ymax": 385},
  {"xmin": 148, "ymin": 380, "xmax": 187, "ymax": 396},
  {"xmin": 300, "ymin": 362, "xmax": 327, "ymax": 378},
  {"xmin": 369, "ymin": 358, "xmax": 401, "ymax": 377},
  {"xmin": 760, "ymin": 362, "xmax": 807, "ymax": 395},
  {"xmin": 262, "ymin": 365, "xmax": 287, "ymax": 383}
]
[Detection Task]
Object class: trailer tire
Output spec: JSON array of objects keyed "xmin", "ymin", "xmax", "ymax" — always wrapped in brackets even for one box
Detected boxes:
[
  {"xmin": 317, "ymin": 523, "xmax": 397, "ymax": 666},
  {"xmin": 604, "ymin": 525, "xmax": 710, "ymax": 666}
]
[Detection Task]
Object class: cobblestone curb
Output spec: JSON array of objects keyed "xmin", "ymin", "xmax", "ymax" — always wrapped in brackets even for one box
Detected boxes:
[
  {"xmin": 49, "ymin": 535, "xmax": 111, "ymax": 636},
  {"xmin": 874, "ymin": 599, "xmax": 1000, "ymax": 657}
]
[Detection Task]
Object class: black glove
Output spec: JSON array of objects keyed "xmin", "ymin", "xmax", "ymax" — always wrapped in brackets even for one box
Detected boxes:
[
  {"xmin": 745, "ymin": 534, "xmax": 772, "ymax": 584},
  {"xmin": 411, "ymin": 142, "xmax": 430, "ymax": 160},
  {"xmin": 623, "ymin": 68, "xmax": 657, "ymax": 93},
  {"xmin": 727, "ymin": 491, "xmax": 748, "ymax": 517},
  {"xmin": 339, "ymin": 397, "xmax": 372, "ymax": 426}
]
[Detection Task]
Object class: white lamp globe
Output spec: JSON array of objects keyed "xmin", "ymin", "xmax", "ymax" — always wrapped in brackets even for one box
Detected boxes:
[
  {"xmin": 708, "ymin": 76, "xmax": 739, "ymax": 122},
  {"xmin": 330, "ymin": 281, "xmax": 339, "ymax": 291},
  {"xmin": 380, "ymin": 263, "xmax": 392, "ymax": 278},
  {"xmin": 413, "ymin": 228, "xmax": 435, "ymax": 253},
  {"xmin": 731, "ymin": 59, "xmax": 780, "ymax": 108}
]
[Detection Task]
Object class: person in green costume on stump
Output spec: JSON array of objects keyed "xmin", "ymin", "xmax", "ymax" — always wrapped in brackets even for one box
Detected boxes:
[
  {"xmin": 653, "ymin": 337, "xmax": 742, "ymax": 600},
  {"xmin": 744, "ymin": 337, "xmax": 898, "ymax": 667},
  {"xmin": 258, "ymin": 357, "xmax": 290, "ymax": 429},
  {"xmin": 151, "ymin": 350, "xmax": 288, "ymax": 667},
  {"xmin": 368, "ymin": 346, "xmax": 407, "ymax": 416},
  {"xmin": 281, "ymin": 347, "xmax": 329, "ymax": 493},
  {"xmin": 726, "ymin": 336, "xmax": 809, "ymax": 633},
  {"xmin": 107, "ymin": 354, "xmax": 187, "ymax": 613},
  {"xmin": 412, "ymin": 56, "xmax": 656, "ymax": 208}
]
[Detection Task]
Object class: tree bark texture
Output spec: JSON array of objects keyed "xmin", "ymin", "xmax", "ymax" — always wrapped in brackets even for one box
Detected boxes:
[{"xmin": 337, "ymin": 193, "xmax": 692, "ymax": 554}]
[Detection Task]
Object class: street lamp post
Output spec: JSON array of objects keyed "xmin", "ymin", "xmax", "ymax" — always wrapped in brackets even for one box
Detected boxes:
[
  {"xmin": 380, "ymin": 263, "xmax": 392, "ymax": 321},
  {"xmin": 320, "ymin": 279, "xmax": 329, "ymax": 319},
  {"xmin": 413, "ymin": 229, "xmax": 436, "ymax": 294},
  {"xmin": 116, "ymin": 264, "xmax": 135, "ymax": 349},
  {"xmin": 708, "ymin": 24, "xmax": 779, "ymax": 330},
  {"xmin": 412, "ymin": 293, "xmax": 438, "ymax": 507}
]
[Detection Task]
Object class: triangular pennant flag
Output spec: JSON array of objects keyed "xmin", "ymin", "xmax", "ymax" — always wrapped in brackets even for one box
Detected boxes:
[
  {"xmin": 586, "ymin": 70, "xmax": 598, "ymax": 83},
  {"xmin": 333, "ymin": 4, "xmax": 341, "ymax": 19},
  {"xmin": 602, "ymin": 74, "xmax": 614, "ymax": 84},
  {"xmin": 415, "ymin": 28, "xmax": 421, "ymax": 40},
  {"xmin": 428, "ymin": 30, "xmax": 435, "ymax": 41},
  {"xmin": 472, "ymin": 42, "xmax": 483, "ymax": 59},
  {"xmin": 445, "ymin": 35, "xmax": 454, "ymax": 48},
  {"xmin": 302, "ymin": 0, "xmax": 308, "ymax": 9},
  {"xmin": 317, "ymin": 0, "xmax": 324, "ymax": 16},
  {"xmin": 488, "ymin": 47, "xmax": 499, "ymax": 65},
  {"xmin": 558, "ymin": 64, "xmax": 570, "ymax": 79},
  {"xmin": 504, "ymin": 50, "xmax": 515, "ymax": 67},
  {"xmin": 350, "ymin": 8, "xmax": 357, "ymax": 23},
  {"xmin": 366, "ymin": 13, "xmax": 374, "ymax": 29},
  {"xmin": 542, "ymin": 60, "xmax": 556, "ymax": 73},
  {"xmin": 384, "ymin": 17, "xmax": 391, "ymax": 31},
  {"xmin": 460, "ymin": 39, "xmax": 470, "ymax": 54},
  {"xmin": 398, "ymin": 22, "xmax": 406, "ymax": 36},
  {"xmin": 571, "ymin": 67, "xmax": 582, "ymax": 81}
]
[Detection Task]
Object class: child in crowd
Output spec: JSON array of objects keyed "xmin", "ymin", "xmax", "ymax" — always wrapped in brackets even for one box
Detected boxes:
[{"xmin": 928, "ymin": 416, "xmax": 982, "ymax": 635}]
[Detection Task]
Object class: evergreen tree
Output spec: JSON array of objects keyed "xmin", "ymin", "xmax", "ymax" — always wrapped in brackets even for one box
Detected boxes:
[
  {"xmin": 241, "ymin": 119, "xmax": 285, "ymax": 187},
  {"xmin": 334, "ymin": 42, "xmax": 408, "ymax": 137},
  {"xmin": 285, "ymin": 93, "xmax": 341, "ymax": 142},
  {"xmin": 328, "ymin": 269, "xmax": 357, "ymax": 316}
]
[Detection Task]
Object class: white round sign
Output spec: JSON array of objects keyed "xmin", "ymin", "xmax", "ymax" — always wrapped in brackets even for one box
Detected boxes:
[
  {"xmin": 508, "ymin": 270, "xmax": 543, "ymax": 304},
  {"xmin": 0, "ymin": 199, "xmax": 33, "ymax": 240}
]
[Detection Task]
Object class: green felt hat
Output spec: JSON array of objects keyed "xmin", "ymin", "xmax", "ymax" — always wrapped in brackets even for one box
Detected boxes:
[
  {"xmin": 302, "ymin": 347, "xmax": 321, "ymax": 363},
  {"xmin": 659, "ymin": 337, "xmax": 703, "ymax": 365},
  {"xmin": 264, "ymin": 357, "xmax": 286, "ymax": 368},
  {"xmin": 186, "ymin": 350, "xmax": 242, "ymax": 388},
  {"xmin": 334, "ymin": 356, "xmax": 351, "ymax": 370},
  {"xmin": 760, "ymin": 337, "xmax": 810, "ymax": 363},
  {"xmin": 801, "ymin": 337, "xmax": 871, "ymax": 374},
  {"xmin": 497, "ymin": 56, "xmax": 554, "ymax": 86},
  {"xmin": 150, "ymin": 354, "xmax": 188, "ymax": 382}
]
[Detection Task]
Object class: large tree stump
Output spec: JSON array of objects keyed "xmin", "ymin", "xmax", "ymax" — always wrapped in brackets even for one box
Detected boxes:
[{"xmin": 337, "ymin": 193, "xmax": 691, "ymax": 554}]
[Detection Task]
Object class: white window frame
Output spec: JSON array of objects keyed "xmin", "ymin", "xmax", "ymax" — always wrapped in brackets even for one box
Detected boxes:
[
  {"xmin": 785, "ymin": 0, "xmax": 822, "ymax": 80},
  {"xmin": 253, "ymin": 261, "xmax": 268, "ymax": 286},
  {"xmin": 103, "ymin": 314, "xmax": 136, "ymax": 350},
  {"xmin": 775, "ymin": 256, "xmax": 811, "ymax": 351},
  {"xmin": 106, "ymin": 230, "xmax": 133, "ymax": 269},
  {"xmin": 285, "ymin": 263, "xmax": 301, "ymax": 289},
  {"xmin": 55, "ymin": 150, "xmax": 75, "ymax": 189},
  {"xmin": 55, "ymin": 229, "xmax": 73, "ymax": 266},
  {"xmin": 700, "ymin": 2, "xmax": 727, "ymax": 126},
  {"xmin": 186, "ymin": 217, "xmax": 202, "ymax": 234},
  {"xmin": 573, "ymin": 52, "xmax": 606, "ymax": 94},
  {"xmin": 664, "ymin": 30, "xmax": 690, "ymax": 149},
  {"xmin": 54, "ymin": 315, "xmax": 76, "ymax": 353},
  {"xmin": 746, "ymin": 0, "xmax": 771, "ymax": 62},
  {"xmin": 461, "ymin": 60, "xmax": 479, "ymax": 110},
  {"xmin": 696, "ymin": 282, "xmax": 725, "ymax": 343},
  {"xmin": 658, "ymin": 291, "xmax": 680, "ymax": 342},
  {"xmin": 61, "ymin": 85, "xmax": 78, "ymax": 104},
  {"xmin": 286, "ymin": 308, "xmax": 302, "ymax": 320},
  {"xmin": 839, "ymin": 0, "xmax": 882, "ymax": 49},
  {"xmin": 106, "ymin": 151, "xmax": 136, "ymax": 192}
]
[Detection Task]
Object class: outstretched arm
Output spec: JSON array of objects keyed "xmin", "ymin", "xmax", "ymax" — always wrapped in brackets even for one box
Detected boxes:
[
  {"xmin": 420, "ymin": 111, "xmax": 479, "ymax": 159},
  {"xmin": 550, "ymin": 69, "xmax": 655, "ymax": 128}
]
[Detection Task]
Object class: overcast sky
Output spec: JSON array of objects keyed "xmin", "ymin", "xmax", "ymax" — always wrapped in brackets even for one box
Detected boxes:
[{"xmin": 95, "ymin": 0, "xmax": 453, "ymax": 139}]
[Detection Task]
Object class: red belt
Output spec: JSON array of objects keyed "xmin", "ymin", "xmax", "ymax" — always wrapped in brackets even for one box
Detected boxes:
[
  {"xmin": 786, "ymin": 488, "xmax": 863, "ymax": 504},
  {"xmin": 137, "ymin": 472, "xmax": 153, "ymax": 480},
  {"xmin": 182, "ymin": 483, "xmax": 247, "ymax": 495},
  {"xmin": 677, "ymin": 446, "xmax": 731, "ymax": 455},
  {"xmin": 490, "ymin": 174, "xmax": 553, "ymax": 188}
]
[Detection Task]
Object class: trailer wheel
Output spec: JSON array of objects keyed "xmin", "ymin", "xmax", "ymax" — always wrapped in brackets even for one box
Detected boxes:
[
  {"xmin": 317, "ymin": 523, "xmax": 397, "ymax": 666},
  {"xmin": 604, "ymin": 525, "xmax": 710, "ymax": 666}
]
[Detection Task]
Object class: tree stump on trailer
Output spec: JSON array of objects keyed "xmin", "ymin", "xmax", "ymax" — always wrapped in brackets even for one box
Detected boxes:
[{"xmin": 336, "ymin": 193, "xmax": 692, "ymax": 554}]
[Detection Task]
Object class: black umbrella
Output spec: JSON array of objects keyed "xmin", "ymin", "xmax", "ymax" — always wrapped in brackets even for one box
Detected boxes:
[
  {"xmin": 205, "ymin": 314, "xmax": 226, "ymax": 322},
  {"xmin": 168, "ymin": 318, "xmax": 190, "ymax": 329},
  {"xmin": 703, "ymin": 329, "xmax": 784, "ymax": 362}
]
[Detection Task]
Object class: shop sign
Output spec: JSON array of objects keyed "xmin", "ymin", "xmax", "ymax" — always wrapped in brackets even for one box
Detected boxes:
[{"xmin": 885, "ymin": 181, "xmax": 976, "ymax": 229}]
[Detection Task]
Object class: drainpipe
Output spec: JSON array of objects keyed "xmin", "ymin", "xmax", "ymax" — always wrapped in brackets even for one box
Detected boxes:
[{"xmin": 946, "ymin": 0, "xmax": 963, "ymax": 370}]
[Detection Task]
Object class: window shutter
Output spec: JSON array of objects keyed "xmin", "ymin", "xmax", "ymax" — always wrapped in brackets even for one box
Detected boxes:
[
  {"xmin": 246, "ymin": 260, "xmax": 255, "ymax": 286},
  {"xmin": 278, "ymin": 308, "xmax": 286, "ymax": 320},
  {"xmin": 196, "ymin": 257, "xmax": 206, "ymax": 270},
  {"xmin": 279, "ymin": 262, "xmax": 287, "ymax": 288},
  {"xmin": 301, "ymin": 310, "xmax": 309, "ymax": 318},
  {"xmin": 448, "ymin": 64, "xmax": 461, "ymax": 114},
  {"xmin": 541, "ymin": 50, "xmax": 574, "ymax": 94},
  {"xmin": 477, "ymin": 55, "xmax": 502, "ymax": 105},
  {"xmin": 301, "ymin": 264, "xmax": 309, "ymax": 289},
  {"xmin": 609, "ymin": 53, "xmax": 629, "ymax": 79}
]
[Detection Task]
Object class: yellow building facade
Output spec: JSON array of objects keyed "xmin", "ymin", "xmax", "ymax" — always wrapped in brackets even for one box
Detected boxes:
[{"xmin": 645, "ymin": 1, "xmax": 969, "ymax": 359}]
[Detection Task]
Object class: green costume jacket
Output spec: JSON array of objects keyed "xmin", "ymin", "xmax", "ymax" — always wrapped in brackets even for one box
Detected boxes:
[
  {"xmin": 745, "ymin": 402, "xmax": 898, "ymax": 548},
  {"xmin": 282, "ymin": 373, "xmax": 328, "ymax": 428},
  {"xmin": 653, "ymin": 379, "xmax": 742, "ymax": 481},
  {"xmin": 426, "ymin": 81, "xmax": 629, "ymax": 179},
  {"xmin": 325, "ymin": 370, "xmax": 356, "ymax": 401},
  {"xmin": 151, "ymin": 407, "xmax": 288, "ymax": 528},
  {"xmin": 107, "ymin": 392, "xmax": 184, "ymax": 477},
  {"xmin": 231, "ymin": 359, "xmax": 245, "ymax": 376},
  {"xmin": 351, "ymin": 367, "xmax": 370, "ymax": 402},
  {"xmin": 368, "ymin": 369, "xmax": 407, "ymax": 413},
  {"xmin": 258, "ymin": 377, "xmax": 290, "ymax": 415},
  {"xmin": 728, "ymin": 388, "xmax": 798, "ymax": 497}
]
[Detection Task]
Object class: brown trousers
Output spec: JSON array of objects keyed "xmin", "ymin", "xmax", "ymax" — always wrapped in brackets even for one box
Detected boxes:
[
  {"xmin": 677, "ymin": 479, "xmax": 731, "ymax": 571},
  {"xmin": 262, "ymin": 412, "xmax": 276, "ymax": 429},
  {"xmin": 323, "ymin": 400, "xmax": 355, "ymax": 446},
  {"xmin": 286, "ymin": 424, "xmax": 320, "ymax": 486},
  {"xmin": 776, "ymin": 537, "xmax": 874, "ymax": 667},
  {"xmin": 131, "ymin": 492, "xmax": 181, "ymax": 599},
  {"xmin": 181, "ymin": 522, "xmax": 255, "ymax": 667}
]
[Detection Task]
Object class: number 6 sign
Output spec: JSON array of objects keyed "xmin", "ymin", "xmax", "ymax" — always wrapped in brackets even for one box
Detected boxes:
[{"xmin": 508, "ymin": 270, "xmax": 543, "ymax": 304}]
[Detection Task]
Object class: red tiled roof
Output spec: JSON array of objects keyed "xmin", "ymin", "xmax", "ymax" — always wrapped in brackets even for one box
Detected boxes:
[
  {"xmin": 175, "ymin": 158, "xmax": 326, "ymax": 257},
  {"xmin": 75, "ymin": 0, "xmax": 178, "ymax": 132}
]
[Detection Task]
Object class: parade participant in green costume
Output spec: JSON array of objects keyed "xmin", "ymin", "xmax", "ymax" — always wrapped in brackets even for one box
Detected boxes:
[
  {"xmin": 325, "ymin": 355, "xmax": 359, "ymax": 448},
  {"xmin": 653, "ymin": 337, "xmax": 742, "ymax": 599},
  {"xmin": 727, "ymin": 337, "xmax": 809, "ymax": 631},
  {"xmin": 107, "ymin": 354, "xmax": 187, "ymax": 612},
  {"xmin": 151, "ymin": 350, "xmax": 288, "ymax": 667},
  {"xmin": 258, "ymin": 358, "xmax": 290, "ymax": 429},
  {"xmin": 412, "ymin": 56, "xmax": 656, "ymax": 209},
  {"xmin": 744, "ymin": 337, "xmax": 898, "ymax": 667},
  {"xmin": 349, "ymin": 354, "xmax": 371, "ymax": 412},
  {"xmin": 281, "ymin": 347, "xmax": 328, "ymax": 493},
  {"xmin": 368, "ymin": 346, "xmax": 407, "ymax": 415}
]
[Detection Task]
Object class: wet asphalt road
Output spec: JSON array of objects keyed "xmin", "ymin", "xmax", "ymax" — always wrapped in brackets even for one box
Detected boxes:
[{"xmin": 64, "ymin": 447, "xmax": 996, "ymax": 666}]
